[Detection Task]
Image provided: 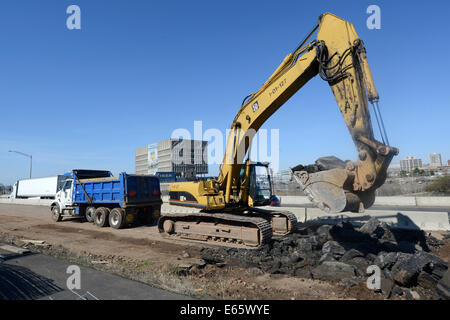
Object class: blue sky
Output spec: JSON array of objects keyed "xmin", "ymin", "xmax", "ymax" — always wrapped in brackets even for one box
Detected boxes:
[{"xmin": 1, "ymin": 0, "xmax": 449, "ymax": 184}]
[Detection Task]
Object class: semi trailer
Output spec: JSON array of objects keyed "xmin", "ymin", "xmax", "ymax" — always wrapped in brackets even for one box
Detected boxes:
[
  {"xmin": 50, "ymin": 169, "xmax": 162, "ymax": 229},
  {"xmin": 11, "ymin": 175, "xmax": 67, "ymax": 199}
]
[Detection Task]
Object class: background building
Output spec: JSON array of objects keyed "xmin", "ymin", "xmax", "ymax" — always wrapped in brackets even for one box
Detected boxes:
[
  {"xmin": 135, "ymin": 139, "xmax": 208, "ymax": 178},
  {"xmin": 400, "ymin": 156, "xmax": 423, "ymax": 171},
  {"xmin": 387, "ymin": 163, "xmax": 401, "ymax": 177},
  {"xmin": 429, "ymin": 153, "xmax": 442, "ymax": 167}
]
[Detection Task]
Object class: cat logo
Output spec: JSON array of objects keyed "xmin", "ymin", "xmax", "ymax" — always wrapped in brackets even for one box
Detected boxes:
[{"xmin": 252, "ymin": 101, "xmax": 259, "ymax": 112}]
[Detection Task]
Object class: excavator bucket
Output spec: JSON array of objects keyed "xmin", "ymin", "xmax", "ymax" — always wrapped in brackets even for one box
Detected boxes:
[{"xmin": 292, "ymin": 157, "xmax": 375, "ymax": 213}]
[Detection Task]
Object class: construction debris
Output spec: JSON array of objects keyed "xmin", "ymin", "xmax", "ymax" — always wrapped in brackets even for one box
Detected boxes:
[
  {"xmin": 200, "ymin": 217, "xmax": 449, "ymax": 299},
  {"xmin": 0, "ymin": 244, "xmax": 30, "ymax": 254},
  {"xmin": 436, "ymin": 269, "xmax": 450, "ymax": 299},
  {"xmin": 22, "ymin": 239, "xmax": 49, "ymax": 247}
]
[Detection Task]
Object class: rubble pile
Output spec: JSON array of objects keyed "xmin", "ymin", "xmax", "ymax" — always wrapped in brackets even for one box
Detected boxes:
[{"xmin": 200, "ymin": 217, "xmax": 449, "ymax": 299}]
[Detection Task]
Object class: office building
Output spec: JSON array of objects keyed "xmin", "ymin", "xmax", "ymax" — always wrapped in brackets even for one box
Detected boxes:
[
  {"xmin": 135, "ymin": 139, "xmax": 208, "ymax": 177},
  {"xmin": 429, "ymin": 153, "xmax": 442, "ymax": 167},
  {"xmin": 399, "ymin": 156, "xmax": 422, "ymax": 171}
]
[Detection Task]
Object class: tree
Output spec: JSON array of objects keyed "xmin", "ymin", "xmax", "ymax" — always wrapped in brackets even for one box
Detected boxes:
[
  {"xmin": 410, "ymin": 168, "xmax": 420, "ymax": 177},
  {"xmin": 425, "ymin": 176, "xmax": 450, "ymax": 193}
]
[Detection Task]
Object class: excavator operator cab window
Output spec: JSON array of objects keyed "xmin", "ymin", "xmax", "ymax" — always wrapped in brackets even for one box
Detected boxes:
[{"xmin": 249, "ymin": 164, "xmax": 273, "ymax": 205}]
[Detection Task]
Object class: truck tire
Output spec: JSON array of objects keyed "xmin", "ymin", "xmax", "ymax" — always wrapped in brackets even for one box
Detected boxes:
[
  {"xmin": 109, "ymin": 208, "xmax": 125, "ymax": 229},
  {"xmin": 94, "ymin": 207, "xmax": 110, "ymax": 227},
  {"xmin": 51, "ymin": 204, "xmax": 62, "ymax": 222},
  {"xmin": 152, "ymin": 205, "xmax": 161, "ymax": 221},
  {"xmin": 85, "ymin": 206, "xmax": 95, "ymax": 223},
  {"xmin": 145, "ymin": 205, "xmax": 161, "ymax": 225},
  {"xmin": 136, "ymin": 209, "xmax": 152, "ymax": 226}
]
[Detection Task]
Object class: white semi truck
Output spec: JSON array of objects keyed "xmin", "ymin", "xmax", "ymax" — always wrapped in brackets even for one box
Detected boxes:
[{"xmin": 11, "ymin": 175, "xmax": 67, "ymax": 199}]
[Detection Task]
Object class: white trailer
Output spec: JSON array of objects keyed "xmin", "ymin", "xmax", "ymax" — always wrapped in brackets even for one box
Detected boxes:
[{"xmin": 13, "ymin": 175, "xmax": 67, "ymax": 199}]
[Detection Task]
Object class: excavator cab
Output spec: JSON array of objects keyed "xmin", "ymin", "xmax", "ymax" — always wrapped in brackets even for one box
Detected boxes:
[{"xmin": 240, "ymin": 162, "xmax": 278, "ymax": 207}]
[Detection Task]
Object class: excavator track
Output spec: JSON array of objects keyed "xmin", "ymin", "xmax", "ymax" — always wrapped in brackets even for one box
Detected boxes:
[
  {"xmin": 158, "ymin": 210, "xmax": 273, "ymax": 249},
  {"xmin": 247, "ymin": 208, "xmax": 298, "ymax": 235},
  {"xmin": 158, "ymin": 204, "xmax": 298, "ymax": 248}
]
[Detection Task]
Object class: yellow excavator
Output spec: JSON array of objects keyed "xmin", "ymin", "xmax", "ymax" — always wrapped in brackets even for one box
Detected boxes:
[{"xmin": 158, "ymin": 13, "xmax": 399, "ymax": 248}]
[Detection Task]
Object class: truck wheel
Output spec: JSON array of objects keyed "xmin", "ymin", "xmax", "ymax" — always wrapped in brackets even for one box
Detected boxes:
[
  {"xmin": 85, "ymin": 206, "xmax": 95, "ymax": 223},
  {"xmin": 136, "ymin": 210, "xmax": 147, "ymax": 225},
  {"xmin": 143, "ymin": 207, "xmax": 156, "ymax": 225},
  {"xmin": 109, "ymin": 208, "xmax": 125, "ymax": 229},
  {"xmin": 151, "ymin": 205, "xmax": 161, "ymax": 224},
  {"xmin": 144, "ymin": 205, "xmax": 160, "ymax": 225},
  {"xmin": 51, "ymin": 204, "xmax": 62, "ymax": 222},
  {"xmin": 94, "ymin": 207, "xmax": 110, "ymax": 227}
]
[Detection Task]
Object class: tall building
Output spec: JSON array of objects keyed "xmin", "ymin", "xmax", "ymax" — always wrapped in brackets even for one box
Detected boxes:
[
  {"xmin": 135, "ymin": 139, "xmax": 208, "ymax": 177},
  {"xmin": 399, "ymin": 156, "xmax": 423, "ymax": 171},
  {"xmin": 429, "ymin": 153, "xmax": 442, "ymax": 167}
]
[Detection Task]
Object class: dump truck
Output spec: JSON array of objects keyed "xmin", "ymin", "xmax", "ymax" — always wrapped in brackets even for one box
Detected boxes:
[{"xmin": 50, "ymin": 169, "xmax": 162, "ymax": 229}]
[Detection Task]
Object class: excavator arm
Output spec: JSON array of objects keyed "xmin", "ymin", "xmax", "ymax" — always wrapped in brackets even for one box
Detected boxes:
[{"xmin": 169, "ymin": 13, "xmax": 398, "ymax": 214}]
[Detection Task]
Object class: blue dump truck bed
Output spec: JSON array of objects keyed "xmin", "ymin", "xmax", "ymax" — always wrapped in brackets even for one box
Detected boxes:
[{"xmin": 73, "ymin": 172, "xmax": 161, "ymax": 208}]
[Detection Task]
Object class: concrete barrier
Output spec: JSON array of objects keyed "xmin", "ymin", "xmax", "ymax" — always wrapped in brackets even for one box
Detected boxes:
[
  {"xmin": 374, "ymin": 197, "xmax": 417, "ymax": 206},
  {"xmin": 0, "ymin": 198, "xmax": 52, "ymax": 206},
  {"xmin": 279, "ymin": 195, "xmax": 450, "ymax": 208},
  {"xmin": 279, "ymin": 196, "xmax": 311, "ymax": 206},
  {"xmin": 416, "ymin": 197, "xmax": 450, "ymax": 207},
  {"xmin": 261, "ymin": 206, "xmax": 450, "ymax": 231}
]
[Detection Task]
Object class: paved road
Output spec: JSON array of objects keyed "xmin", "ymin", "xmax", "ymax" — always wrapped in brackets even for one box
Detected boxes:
[{"xmin": 0, "ymin": 245, "xmax": 192, "ymax": 300}]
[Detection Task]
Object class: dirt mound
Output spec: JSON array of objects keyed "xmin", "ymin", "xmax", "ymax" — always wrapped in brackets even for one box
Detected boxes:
[{"xmin": 200, "ymin": 218, "xmax": 448, "ymax": 299}]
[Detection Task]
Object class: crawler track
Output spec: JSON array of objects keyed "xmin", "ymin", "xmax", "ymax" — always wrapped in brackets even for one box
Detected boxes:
[
  {"xmin": 158, "ymin": 205, "xmax": 298, "ymax": 249},
  {"xmin": 158, "ymin": 211, "xmax": 273, "ymax": 249},
  {"xmin": 247, "ymin": 208, "xmax": 298, "ymax": 235}
]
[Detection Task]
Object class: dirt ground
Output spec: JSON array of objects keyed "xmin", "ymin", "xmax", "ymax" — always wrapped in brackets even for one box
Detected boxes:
[{"xmin": 0, "ymin": 203, "xmax": 446, "ymax": 300}]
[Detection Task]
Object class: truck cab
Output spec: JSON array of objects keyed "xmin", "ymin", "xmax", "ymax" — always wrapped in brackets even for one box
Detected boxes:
[
  {"xmin": 57, "ymin": 178, "xmax": 73, "ymax": 210},
  {"xmin": 52, "ymin": 169, "xmax": 112, "ymax": 214}
]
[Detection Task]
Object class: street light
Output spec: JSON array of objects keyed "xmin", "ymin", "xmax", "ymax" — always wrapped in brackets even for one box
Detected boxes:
[{"xmin": 9, "ymin": 150, "xmax": 32, "ymax": 179}]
